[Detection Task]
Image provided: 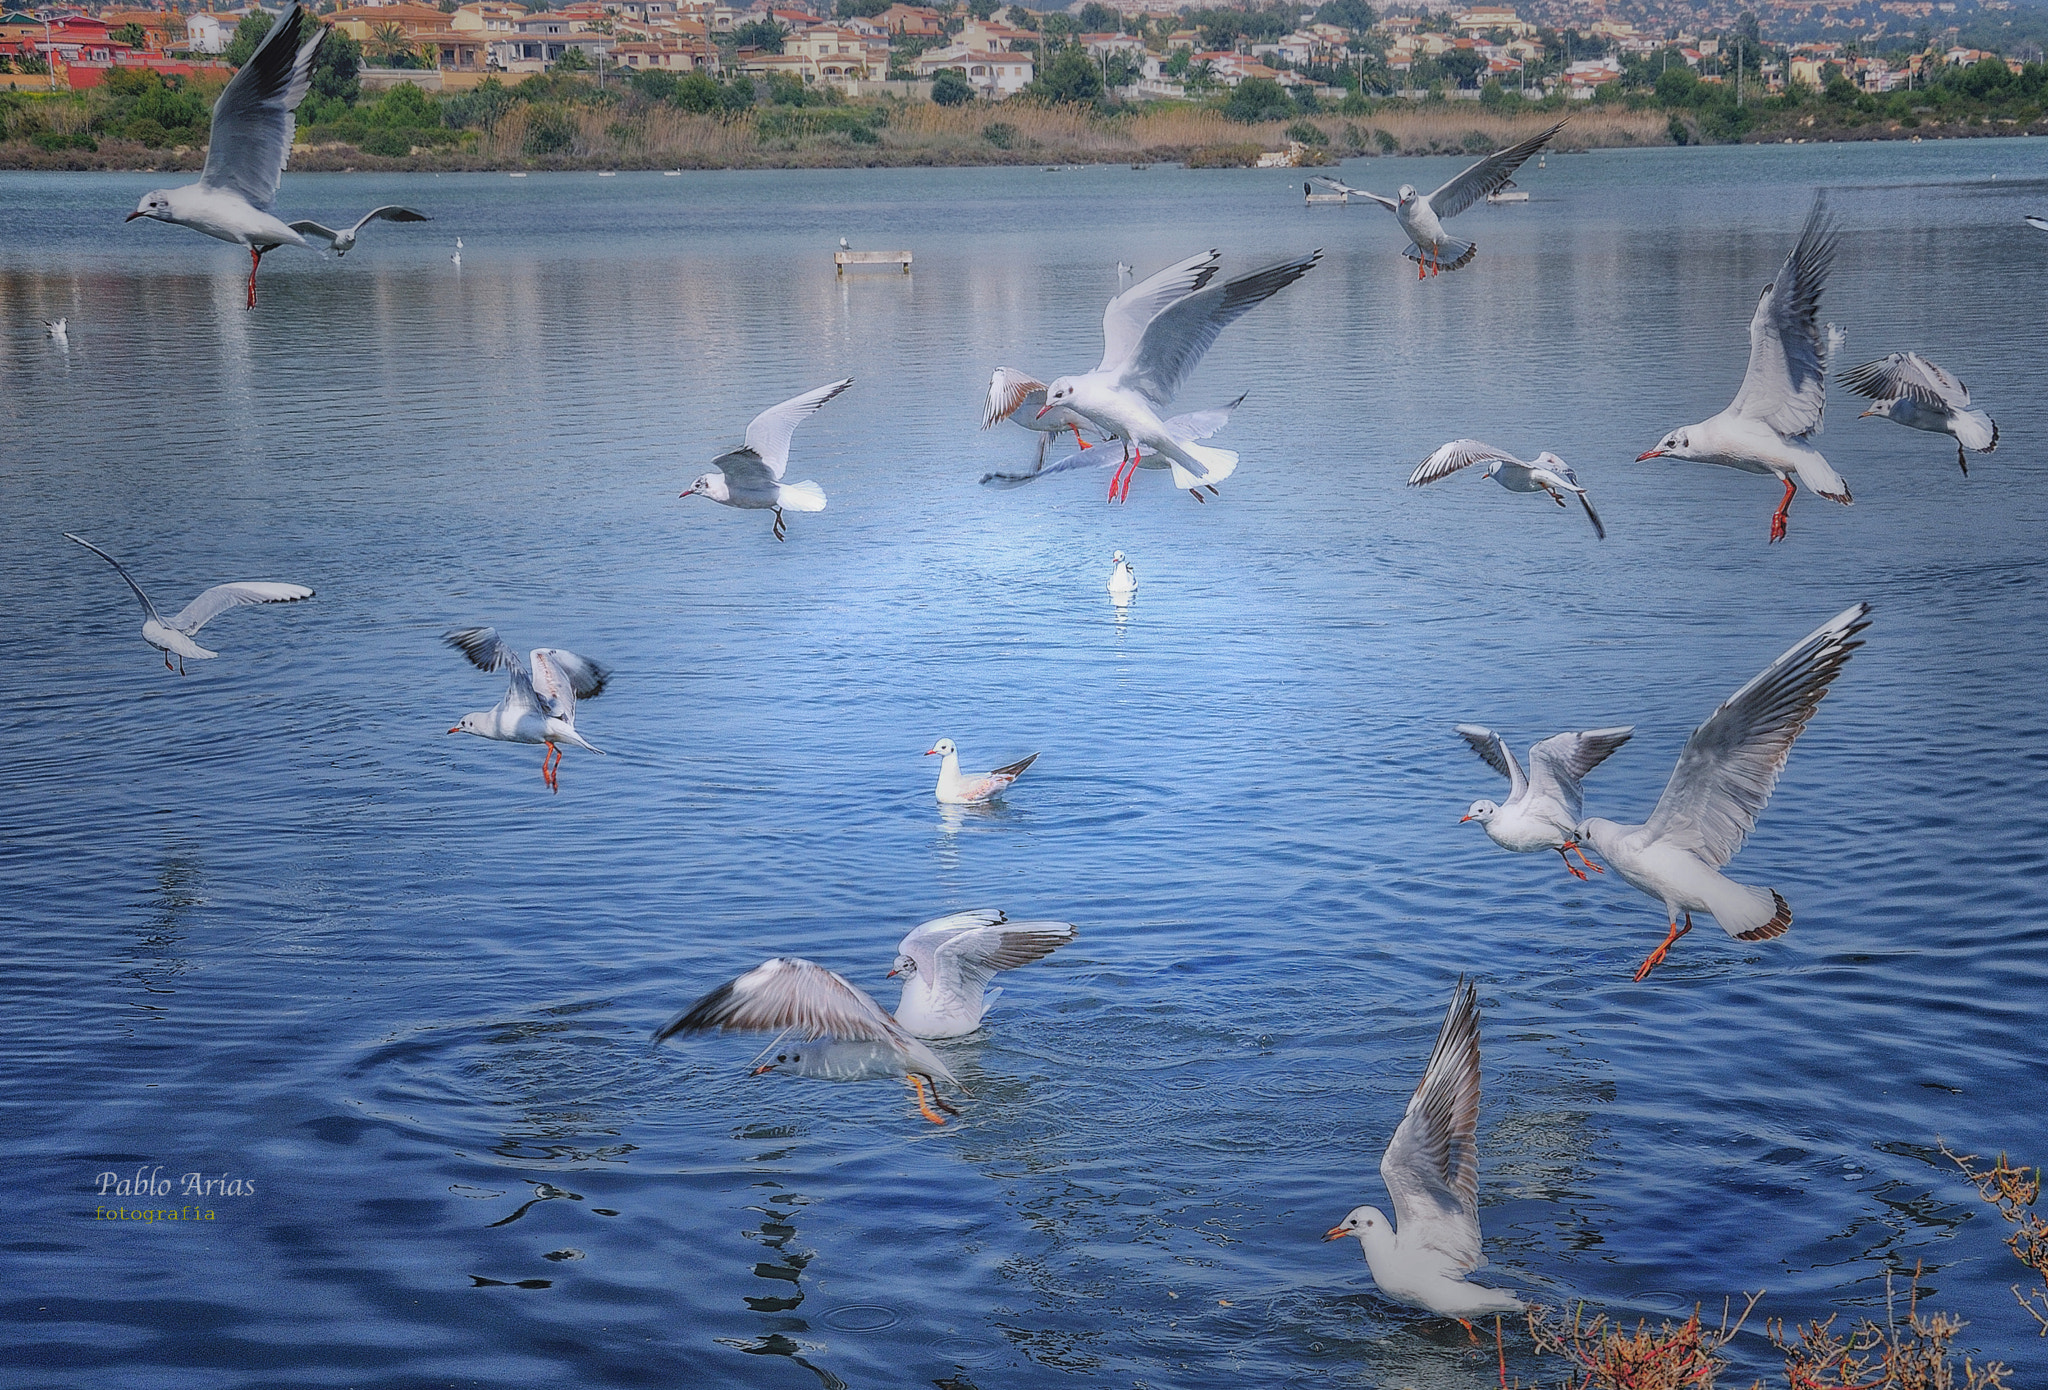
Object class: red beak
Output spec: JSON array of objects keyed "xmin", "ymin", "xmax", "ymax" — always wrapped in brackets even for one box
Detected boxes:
[
  {"xmin": 1033, "ymin": 403, "xmax": 1052, "ymax": 419},
  {"xmin": 448, "ymin": 725, "xmax": 462, "ymax": 734},
  {"xmin": 1323, "ymin": 1226, "xmax": 1348, "ymax": 1242},
  {"xmin": 1459, "ymin": 814, "xmax": 1474, "ymax": 822},
  {"xmin": 923, "ymin": 747, "xmax": 938, "ymax": 756},
  {"xmin": 886, "ymin": 968, "xmax": 900, "ymax": 977},
  {"xmin": 125, "ymin": 211, "xmax": 146, "ymax": 222},
  {"xmin": 1636, "ymin": 449, "xmax": 1665, "ymax": 461}
]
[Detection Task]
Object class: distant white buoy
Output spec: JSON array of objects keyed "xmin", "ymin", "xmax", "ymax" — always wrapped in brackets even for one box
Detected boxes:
[{"xmin": 508, "ymin": 171, "xmax": 527, "ymax": 178}]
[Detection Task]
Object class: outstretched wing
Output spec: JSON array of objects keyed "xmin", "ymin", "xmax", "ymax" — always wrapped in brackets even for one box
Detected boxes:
[
  {"xmin": 1098, "ymin": 250, "xmax": 1222, "ymax": 375},
  {"xmin": 1525, "ymin": 727, "xmax": 1634, "ymax": 822},
  {"xmin": 1427, "ymin": 119, "xmax": 1566, "ymax": 221},
  {"xmin": 1308, "ymin": 175, "xmax": 1399, "ymax": 210},
  {"xmin": 743, "ymin": 379, "xmax": 853, "ymax": 480},
  {"xmin": 167, "ymin": 581, "xmax": 314, "ymax": 634},
  {"xmin": 1381, "ymin": 978, "xmax": 1485, "ymax": 1273},
  {"xmin": 200, "ymin": 2, "xmax": 322, "ymax": 211},
  {"xmin": 1455, "ymin": 724, "xmax": 1526, "ymax": 802},
  {"xmin": 1167, "ymin": 393, "xmax": 1245, "ymax": 442},
  {"xmin": 1644, "ymin": 603, "xmax": 1870, "ymax": 867},
  {"xmin": 445, "ymin": 626, "xmax": 538, "ymax": 710},
  {"xmin": 902, "ymin": 910, "xmax": 1077, "ymax": 1012},
  {"xmin": 1411, "ymin": 439, "xmax": 1520, "ymax": 487},
  {"xmin": 1838, "ymin": 351, "xmax": 1971, "ymax": 410},
  {"xmin": 64, "ymin": 532, "xmax": 162, "ymax": 624},
  {"xmin": 288, "ymin": 219, "xmax": 340, "ymax": 244},
  {"xmin": 350, "ymin": 205, "xmax": 432, "ymax": 235},
  {"xmin": 1727, "ymin": 195, "xmax": 1838, "ymax": 438},
  {"xmin": 984, "ymin": 368, "xmax": 1047, "ymax": 429},
  {"xmin": 529, "ymin": 647, "xmax": 608, "ymax": 721},
  {"xmin": 1118, "ymin": 251, "xmax": 1321, "ymax": 409}
]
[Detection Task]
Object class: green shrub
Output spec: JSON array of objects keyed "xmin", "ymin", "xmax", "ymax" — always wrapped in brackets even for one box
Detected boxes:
[
  {"xmin": 33, "ymin": 130, "xmax": 98, "ymax": 152},
  {"xmin": 1375, "ymin": 126, "xmax": 1398, "ymax": 152},
  {"xmin": 931, "ymin": 67, "xmax": 973, "ymax": 106},
  {"xmin": 1223, "ymin": 76, "xmax": 1293, "ymax": 122},
  {"xmin": 1285, "ymin": 119, "xmax": 1328, "ymax": 145},
  {"xmin": 982, "ymin": 119, "xmax": 1015, "ymax": 148},
  {"xmin": 522, "ymin": 103, "xmax": 577, "ymax": 154},
  {"xmin": 125, "ymin": 117, "xmax": 170, "ymax": 147},
  {"xmin": 360, "ymin": 126, "xmax": 413, "ymax": 156},
  {"xmin": 1186, "ymin": 141, "xmax": 1260, "ymax": 167}
]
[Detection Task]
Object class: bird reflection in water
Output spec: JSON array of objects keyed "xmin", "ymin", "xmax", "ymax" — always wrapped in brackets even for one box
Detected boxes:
[{"xmin": 720, "ymin": 1170, "xmax": 847, "ymax": 1390}]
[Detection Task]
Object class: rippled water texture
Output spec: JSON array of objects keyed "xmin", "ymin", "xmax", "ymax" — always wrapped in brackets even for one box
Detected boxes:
[{"xmin": 3, "ymin": 142, "xmax": 2046, "ymax": 1387}]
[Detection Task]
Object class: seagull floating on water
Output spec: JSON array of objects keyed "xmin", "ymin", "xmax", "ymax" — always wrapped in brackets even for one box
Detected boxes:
[
  {"xmin": 1638, "ymin": 195, "xmax": 1848, "ymax": 543},
  {"xmin": 1575, "ymin": 602, "xmax": 1870, "ymax": 981},
  {"xmin": 1840, "ymin": 351, "xmax": 1997, "ymax": 475},
  {"xmin": 65, "ymin": 533, "xmax": 313, "ymax": 675},
  {"xmin": 1410, "ymin": 440, "xmax": 1606, "ymax": 539},
  {"xmin": 682, "ymin": 379, "xmax": 852, "ymax": 541},
  {"xmin": 44, "ymin": 317, "xmax": 67, "ymax": 346},
  {"xmin": 1325, "ymin": 978, "xmax": 1522, "ymax": 1335},
  {"xmin": 444, "ymin": 626, "xmax": 608, "ymax": 793},
  {"xmin": 451, "ymin": 236, "xmax": 462, "ymax": 265},
  {"xmin": 1107, "ymin": 550, "xmax": 1136, "ymax": 597},
  {"xmin": 1455, "ymin": 724, "xmax": 1634, "ymax": 879},
  {"xmin": 925, "ymin": 738, "xmax": 1037, "ymax": 806},
  {"xmin": 1311, "ymin": 119, "xmax": 1565, "ymax": 277},
  {"xmin": 125, "ymin": 2, "xmax": 323, "ymax": 309},
  {"xmin": 289, "ymin": 205, "xmax": 430, "ymax": 257},
  {"xmin": 888, "ymin": 908, "xmax": 1078, "ymax": 1038}
]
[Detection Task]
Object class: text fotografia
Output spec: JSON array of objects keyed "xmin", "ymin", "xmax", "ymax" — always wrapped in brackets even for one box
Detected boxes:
[
  {"xmin": 95, "ymin": 1166, "xmax": 256, "ymax": 1199},
  {"xmin": 95, "ymin": 1205, "xmax": 219, "ymax": 1222}
]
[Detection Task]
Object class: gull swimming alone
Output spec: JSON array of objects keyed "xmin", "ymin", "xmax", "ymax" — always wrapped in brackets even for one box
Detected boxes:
[
  {"xmin": 1410, "ymin": 440, "xmax": 1606, "ymax": 539},
  {"xmin": 681, "ymin": 378, "xmax": 852, "ymax": 540},
  {"xmin": 1107, "ymin": 550, "xmax": 1136, "ymax": 597},
  {"xmin": 1839, "ymin": 351, "xmax": 1997, "ymax": 475},
  {"xmin": 65, "ymin": 533, "xmax": 313, "ymax": 674},
  {"xmin": 925, "ymin": 738, "xmax": 1038, "ymax": 805},
  {"xmin": 444, "ymin": 626, "xmax": 609, "ymax": 793},
  {"xmin": 1455, "ymin": 724, "xmax": 1635, "ymax": 880},
  {"xmin": 1638, "ymin": 195, "xmax": 1848, "ymax": 544},
  {"xmin": 887, "ymin": 908, "xmax": 1078, "ymax": 1037},
  {"xmin": 1575, "ymin": 602, "xmax": 1871, "ymax": 981},
  {"xmin": 1311, "ymin": 119, "xmax": 1565, "ymax": 277},
  {"xmin": 125, "ymin": 2, "xmax": 323, "ymax": 309},
  {"xmin": 45, "ymin": 318, "xmax": 67, "ymax": 346},
  {"xmin": 1325, "ymin": 978, "xmax": 1522, "ymax": 1334},
  {"xmin": 289, "ymin": 205, "xmax": 431, "ymax": 257}
]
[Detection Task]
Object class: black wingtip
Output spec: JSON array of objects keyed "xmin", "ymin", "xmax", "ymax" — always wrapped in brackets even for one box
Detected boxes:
[{"xmin": 652, "ymin": 978, "xmax": 737, "ymax": 1044}]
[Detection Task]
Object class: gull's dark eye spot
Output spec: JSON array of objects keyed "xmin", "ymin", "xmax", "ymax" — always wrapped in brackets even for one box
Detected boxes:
[{"xmin": 777, "ymin": 1054, "xmax": 787, "ymax": 1063}]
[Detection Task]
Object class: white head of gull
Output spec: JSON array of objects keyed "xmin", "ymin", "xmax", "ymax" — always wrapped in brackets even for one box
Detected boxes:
[{"xmin": 1455, "ymin": 724, "xmax": 1634, "ymax": 878}]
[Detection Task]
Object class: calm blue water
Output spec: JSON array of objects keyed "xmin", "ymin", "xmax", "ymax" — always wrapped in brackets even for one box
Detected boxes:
[{"xmin": 3, "ymin": 140, "xmax": 2047, "ymax": 1388}]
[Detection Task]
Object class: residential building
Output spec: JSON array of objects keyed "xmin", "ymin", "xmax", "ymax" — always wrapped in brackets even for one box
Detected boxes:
[{"xmin": 911, "ymin": 43, "xmax": 1031, "ymax": 98}]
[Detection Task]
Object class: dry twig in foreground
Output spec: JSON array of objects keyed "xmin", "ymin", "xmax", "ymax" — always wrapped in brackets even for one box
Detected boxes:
[{"xmin": 1941, "ymin": 1143, "xmax": 2048, "ymax": 1335}]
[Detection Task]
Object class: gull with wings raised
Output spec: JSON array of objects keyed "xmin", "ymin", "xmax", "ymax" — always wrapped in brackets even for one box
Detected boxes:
[
  {"xmin": 65, "ymin": 533, "xmax": 313, "ymax": 675},
  {"xmin": 444, "ymin": 626, "xmax": 609, "ymax": 793},
  {"xmin": 124, "ymin": 3, "xmax": 324, "ymax": 309},
  {"xmin": 1455, "ymin": 724, "xmax": 1634, "ymax": 879},
  {"xmin": 1311, "ymin": 119, "xmax": 1565, "ymax": 278},
  {"xmin": 980, "ymin": 396, "xmax": 1242, "ymax": 494},
  {"xmin": 1638, "ymin": 195, "xmax": 1849, "ymax": 543},
  {"xmin": 1575, "ymin": 603, "xmax": 1870, "ymax": 981},
  {"xmin": 1410, "ymin": 440, "xmax": 1606, "ymax": 538},
  {"xmin": 1839, "ymin": 351, "xmax": 1997, "ymax": 475},
  {"xmin": 887, "ymin": 909, "xmax": 1077, "ymax": 1037},
  {"xmin": 983, "ymin": 366, "xmax": 1104, "ymax": 462},
  {"xmin": 289, "ymin": 205, "xmax": 431, "ymax": 257},
  {"xmin": 681, "ymin": 378, "xmax": 852, "ymax": 540},
  {"xmin": 1325, "ymin": 978, "xmax": 1521, "ymax": 1335}
]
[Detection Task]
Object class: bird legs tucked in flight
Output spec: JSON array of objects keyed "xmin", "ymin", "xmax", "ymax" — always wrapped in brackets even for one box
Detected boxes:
[
  {"xmin": 1106, "ymin": 446, "xmax": 1141, "ymax": 503},
  {"xmin": 1769, "ymin": 476, "xmax": 1796, "ymax": 544},
  {"xmin": 907, "ymin": 1073, "xmax": 959, "ymax": 1125},
  {"xmin": 771, "ymin": 506, "xmax": 787, "ymax": 541},
  {"xmin": 1633, "ymin": 913, "xmax": 1693, "ymax": 981},
  {"xmin": 1555, "ymin": 842, "xmax": 1603, "ymax": 880},
  {"xmin": 162, "ymin": 650, "xmax": 188, "ymax": 676},
  {"xmin": 540, "ymin": 739, "xmax": 562, "ymax": 793}
]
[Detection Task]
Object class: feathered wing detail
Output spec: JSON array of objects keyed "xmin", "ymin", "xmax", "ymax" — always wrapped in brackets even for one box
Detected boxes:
[
  {"xmin": 167, "ymin": 581, "xmax": 314, "ymax": 634},
  {"xmin": 1427, "ymin": 119, "xmax": 1567, "ymax": 220},
  {"xmin": 743, "ymin": 379, "xmax": 853, "ymax": 479},
  {"xmin": 902, "ymin": 910, "xmax": 1078, "ymax": 1016},
  {"xmin": 200, "ymin": 2, "xmax": 322, "ymax": 211},
  {"xmin": 1525, "ymin": 727, "xmax": 1634, "ymax": 822},
  {"xmin": 289, "ymin": 219, "xmax": 341, "ymax": 244},
  {"xmin": 1412, "ymin": 440, "xmax": 1519, "ymax": 487},
  {"xmin": 1118, "ymin": 251, "xmax": 1321, "ymax": 409},
  {"xmin": 1728, "ymin": 195, "xmax": 1838, "ymax": 438},
  {"xmin": 1097, "ymin": 250, "xmax": 1222, "ymax": 374},
  {"xmin": 984, "ymin": 368, "xmax": 1046, "ymax": 428},
  {"xmin": 445, "ymin": 626, "xmax": 540, "ymax": 714},
  {"xmin": 1644, "ymin": 603, "xmax": 1870, "ymax": 868},
  {"xmin": 1308, "ymin": 175, "xmax": 1399, "ymax": 210},
  {"xmin": 1402, "ymin": 238, "xmax": 1477, "ymax": 272},
  {"xmin": 1381, "ymin": 979, "xmax": 1485, "ymax": 1273},
  {"xmin": 528, "ymin": 647, "xmax": 608, "ymax": 722},
  {"xmin": 350, "ymin": 205, "xmax": 431, "ymax": 234},
  {"xmin": 980, "ymin": 401, "xmax": 1239, "ymax": 487},
  {"xmin": 64, "ymin": 533, "xmax": 163, "ymax": 623},
  {"xmin": 1455, "ymin": 725, "xmax": 1526, "ymax": 802},
  {"xmin": 1838, "ymin": 351, "xmax": 1972, "ymax": 411}
]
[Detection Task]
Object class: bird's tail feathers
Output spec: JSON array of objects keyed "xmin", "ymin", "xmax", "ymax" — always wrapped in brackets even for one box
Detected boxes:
[
  {"xmin": 1794, "ymin": 454, "xmax": 1851, "ymax": 505},
  {"xmin": 778, "ymin": 479, "xmax": 827, "ymax": 512},
  {"xmin": 1168, "ymin": 440, "xmax": 1237, "ymax": 488},
  {"xmin": 1708, "ymin": 878, "xmax": 1792, "ymax": 942},
  {"xmin": 1404, "ymin": 238, "xmax": 1477, "ymax": 272},
  {"xmin": 1956, "ymin": 409, "xmax": 1997, "ymax": 455}
]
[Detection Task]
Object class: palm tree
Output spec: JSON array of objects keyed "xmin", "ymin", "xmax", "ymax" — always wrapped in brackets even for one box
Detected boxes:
[{"xmin": 371, "ymin": 22, "xmax": 415, "ymax": 66}]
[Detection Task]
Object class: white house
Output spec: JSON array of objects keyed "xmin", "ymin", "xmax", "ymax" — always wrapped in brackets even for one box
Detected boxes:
[
  {"xmin": 184, "ymin": 12, "xmax": 230, "ymax": 53},
  {"xmin": 913, "ymin": 44, "xmax": 1032, "ymax": 98}
]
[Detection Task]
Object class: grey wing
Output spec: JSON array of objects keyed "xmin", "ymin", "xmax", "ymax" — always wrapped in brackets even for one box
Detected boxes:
[
  {"xmin": 1577, "ymin": 490, "xmax": 1606, "ymax": 540},
  {"xmin": 529, "ymin": 647, "xmax": 608, "ymax": 721},
  {"xmin": 984, "ymin": 368, "xmax": 1046, "ymax": 428},
  {"xmin": 1455, "ymin": 724, "xmax": 1526, "ymax": 802},
  {"xmin": 1525, "ymin": 726, "xmax": 1634, "ymax": 821},
  {"xmin": 289, "ymin": 219, "xmax": 340, "ymax": 244},
  {"xmin": 709, "ymin": 447, "xmax": 777, "ymax": 490},
  {"xmin": 350, "ymin": 205, "xmax": 432, "ymax": 235},
  {"xmin": 1426, "ymin": 119, "xmax": 1566, "ymax": 220},
  {"xmin": 1165, "ymin": 393, "xmax": 1244, "ymax": 443},
  {"xmin": 743, "ymin": 378, "xmax": 853, "ymax": 479},
  {"xmin": 200, "ymin": 2, "xmax": 322, "ymax": 211},
  {"xmin": 1644, "ymin": 603, "xmax": 1870, "ymax": 867},
  {"xmin": 911, "ymin": 911, "xmax": 1078, "ymax": 1005},
  {"xmin": 1728, "ymin": 195, "xmax": 1838, "ymax": 438},
  {"xmin": 1838, "ymin": 351, "xmax": 1969, "ymax": 410},
  {"xmin": 64, "ymin": 532, "xmax": 163, "ymax": 623},
  {"xmin": 1097, "ymin": 249, "xmax": 1222, "ymax": 374},
  {"xmin": 1118, "ymin": 251, "xmax": 1321, "ymax": 409},
  {"xmin": 1412, "ymin": 439, "xmax": 1518, "ymax": 487},
  {"xmin": 166, "ymin": 581, "xmax": 314, "ymax": 634},
  {"xmin": 1380, "ymin": 979, "xmax": 1484, "ymax": 1273},
  {"xmin": 979, "ymin": 442, "xmax": 1121, "ymax": 487},
  {"xmin": 1309, "ymin": 175, "xmax": 1399, "ymax": 209}
]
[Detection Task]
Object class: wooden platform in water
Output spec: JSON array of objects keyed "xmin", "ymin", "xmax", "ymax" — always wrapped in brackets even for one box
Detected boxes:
[{"xmin": 835, "ymin": 249, "xmax": 912, "ymax": 274}]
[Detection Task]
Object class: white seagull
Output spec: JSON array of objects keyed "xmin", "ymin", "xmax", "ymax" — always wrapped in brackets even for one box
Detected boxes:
[
  {"xmin": 983, "ymin": 366, "xmax": 1104, "ymax": 462},
  {"xmin": 924, "ymin": 738, "xmax": 1037, "ymax": 806},
  {"xmin": 681, "ymin": 379, "xmax": 852, "ymax": 540},
  {"xmin": 1839, "ymin": 351, "xmax": 1997, "ymax": 475},
  {"xmin": 1311, "ymin": 119, "xmax": 1565, "ymax": 278},
  {"xmin": 1575, "ymin": 602, "xmax": 1871, "ymax": 981},
  {"xmin": 1107, "ymin": 550, "xmax": 1136, "ymax": 597},
  {"xmin": 1455, "ymin": 724, "xmax": 1635, "ymax": 880},
  {"xmin": 65, "ymin": 533, "xmax": 313, "ymax": 675},
  {"xmin": 887, "ymin": 908, "xmax": 1078, "ymax": 1038},
  {"xmin": 289, "ymin": 205, "xmax": 431, "ymax": 257},
  {"xmin": 979, "ymin": 396, "xmax": 1242, "ymax": 493},
  {"xmin": 1325, "ymin": 978, "xmax": 1522, "ymax": 1334},
  {"xmin": 1410, "ymin": 440, "xmax": 1606, "ymax": 539},
  {"xmin": 1037, "ymin": 249, "xmax": 1320, "ymax": 502},
  {"xmin": 1638, "ymin": 195, "xmax": 1849, "ymax": 544},
  {"xmin": 125, "ymin": 2, "xmax": 323, "ymax": 309},
  {"xmin": 451, "ymin": 236, "xmax": 462, "ymax": 265},
  {"xmin": 45, "ymin": 317, "xmax": 68, "ymax": 346},
  {"xmin": 444, "ymin": 626, "xmax": 609, "ymax": 793}
]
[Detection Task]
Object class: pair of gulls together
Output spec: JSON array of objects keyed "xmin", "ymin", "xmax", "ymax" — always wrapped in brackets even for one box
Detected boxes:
[
  {"xmin": 654, "ymin": 909, "xmax": 1079, "ymax": 1124},
  {"xmin": 121, "ymin": 3, "xmax": 430, "ymax": 307},
  {"xmin": 1458, "ymin": 601, "xmax": 1870, "ymax": 980},
  {"xmin": 979, "ymin": 247, "xmax": 1321, "ymax": 501}
]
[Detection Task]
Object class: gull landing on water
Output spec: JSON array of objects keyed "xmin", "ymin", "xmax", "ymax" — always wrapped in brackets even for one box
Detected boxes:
[
  {"xmin": 45, "ymin": 318, "xmax": 67, "ymax": 346},
  {"xmin": 1455, "ymin": 724, "xmax": 1634, "ymax": 879},
  {"xmin": 1325, "ymin": 978, "xmax": 1522, "ymax": 1334},
  {"xmin": 125, "ymin": 2, "xmax": 323, "ymax": 309},
  {"xmin": 1575, "ymin": 603, "xmax": 1870, "ymax": 981},
  {"xmin": 1840, "ymin": 351, "xmax": 1997, "ymax": 475},
  {"xmin": 682, "ymin": 379, "xmax": 852, "ymax": 541},
  {"xmin": 65, "ymin": 533, "xmax": 313, "ymax": 674},
  {"xmin": 925, "ymin": 738, "xmax": 1037, "ymax": 805},
  {"xmin": 444, "ymin": 627, "xmax": 609, "ymax": 793},
  {"xmin": 984, "ymin": 367, "xmax": 1103, "ymax": 463},
  {"xmin": 887, "ymin": 909, "xmax": 1078, "ymax": 1038},
  {"xmin": 1410, "ymin": 440, "xmax": 1605, "ymax": 538},
  {"xmin": 1638, "ymin": 194, "xmax": 1848, "ymax": 543}
]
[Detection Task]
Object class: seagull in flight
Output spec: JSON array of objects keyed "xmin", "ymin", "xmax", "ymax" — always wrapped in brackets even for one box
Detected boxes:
[
  {"xmin": 289, "ymin": 205, "xmax": 431, "ymax": 257},
  {"xmin": 1311, "ymin": 119, "xmax": 1565, "ymax": 277},
  {"xmin": 1575, "ymin": 603, "xmax": 1870, "ymax": 981},
  {"xmin": 1637, "ymin": 195, "xmax": 1848, "ymax": 543},
  {"xmin": 979, "ymin": 396, "xmax": 1242, "ymax": 494},
  {"xmin": 887, "ymin": 909, "xmax": 1077, "ymax": 1037},
  {"xmin": 1455, "ymin": 724, "xmax": 1634, "ymax": 879},
  {"xmin": 983, "ymin": 367, "xmax": 1104, "ymax": 461},
  {"xmin": 1325, "ymin": 978, "xmax": 1522, "ymax": 1336},
  {"xmin": 1410, "ymin": 440, "xmax": 1605, "ymax": 538},
  {"xmin": 444, "ymin": 627, "xmax": 609, "ymax": 793},
  {"xmin": 124, "ymin": 2, "xmax": 323, "ymax": 309},
  {"xmin": 45, "ymin": 317, "xmax": 67, "ymax": 346},
  {"xmin": 1839, "ymin": 351, "xmax": 1997, "ymax": 475},
  {"xmin": 65, "ymin": 533, "xmax": 313, "ymax": 675},
  {"xmin": 681, "ymin": 379, "xmax": 852, "ymax": 540}
]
